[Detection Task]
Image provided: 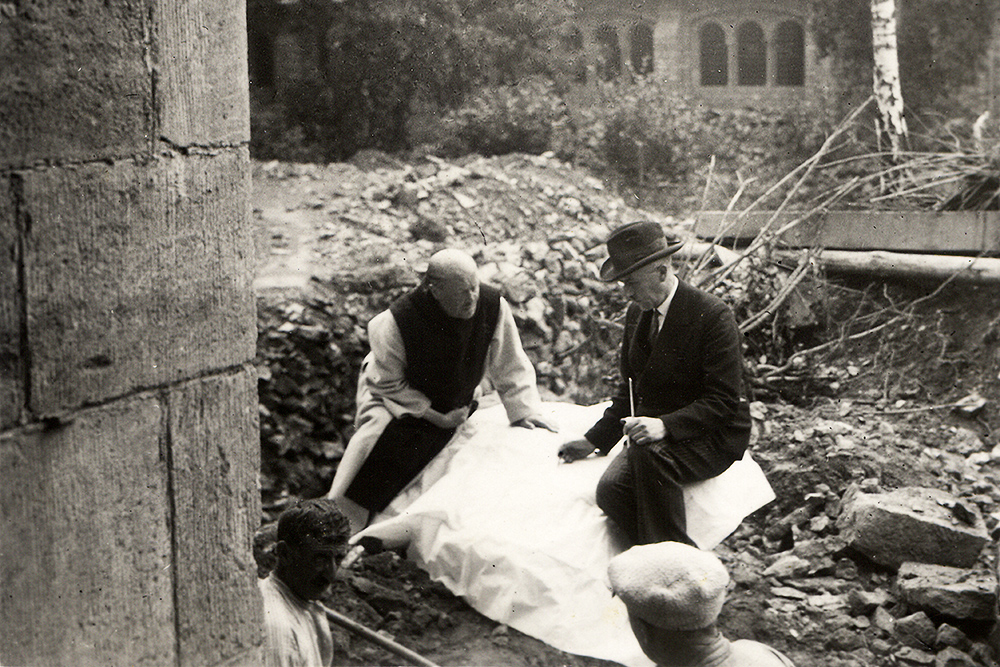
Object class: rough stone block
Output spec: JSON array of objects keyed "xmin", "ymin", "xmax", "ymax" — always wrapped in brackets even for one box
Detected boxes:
[
  {"xmin": 168, "ymin": 367, "xmax": 262, "ymax": 666},
  {"xmin": 934, "ymin": 646, "xmax": 981, "ymax": 667},
  {"xmin": 847, "ymin": 588, "xmax": 891, "ymax": 616},
  {"xmin": 894, "ymin": 611, "xmax": 938, "ymax": 650},
  {"xmin": 157, "ymin": 0, "xmax": 250, "ymax": 146},
  {"xmin": 837, "ymin": 487, "xmax": 989, "ymax": 569},
  {"xmin": 22, "ymin": 151, "xmax": 256, "ymax": 415},
  {"xmin": 898, "ymin": 562, "xmax": 997, "ymax": 621},
  {"xmin": 0, "ymin": 2, "xmax": 151, "ymax": 166},
  {"xmin": 936, "ymin": 623, "xmax": 972, "ymax": 650},
  {"xmin": 0, "ymin": 395, "xmax": 174, "ymax": 665},
  {"xmin": 0, "ymin": 177, "xmax": 22, "ymax": 429}
]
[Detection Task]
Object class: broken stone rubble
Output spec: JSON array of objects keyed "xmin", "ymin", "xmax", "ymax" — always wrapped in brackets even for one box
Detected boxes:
[{"xmin": 730, "ymin": 481, "xmax": 999, "ymax": 666}]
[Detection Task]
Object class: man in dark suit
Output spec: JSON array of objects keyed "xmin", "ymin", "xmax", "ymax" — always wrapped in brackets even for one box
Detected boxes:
[{"xmin": 559, "ymin": 221, "xmax": 751, "ymax": 546}]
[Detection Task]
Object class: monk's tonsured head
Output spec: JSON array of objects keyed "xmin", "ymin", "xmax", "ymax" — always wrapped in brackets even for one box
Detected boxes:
[{"xmin": 425, "ymin": 249, "xmax": 480, "ymax": 319}]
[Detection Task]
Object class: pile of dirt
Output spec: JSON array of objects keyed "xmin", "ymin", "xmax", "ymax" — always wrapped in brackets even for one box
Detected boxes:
[{"xmin": 253, "ymin": 152, "xmax": 1000, "ymax": 666}]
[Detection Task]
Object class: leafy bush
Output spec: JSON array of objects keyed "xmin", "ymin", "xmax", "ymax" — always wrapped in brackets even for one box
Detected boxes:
[
  {"xmin": 250, "ymin": 83, "xmax": 362, "ymax": 163},
  {"xmin": 437, "ymin": 77, "xmax": 571, "ymax": 156},
  {"xmin": 577, "ymin": 79, "xmax": 831, "ymax": 210},
  {"xmin": 248, "ymin": 0, "xmax": 577, "ymax": 161}
]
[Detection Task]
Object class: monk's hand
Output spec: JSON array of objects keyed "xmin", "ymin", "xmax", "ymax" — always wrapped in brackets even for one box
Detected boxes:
[
  {"xmin": 513, "ymin": 415, "xmax": 559, "ymax": 433},
  {"xmin": 621, "ymin": 416, "xmax": 666, "ymax": 446},
  {"xmin": 558, "ymin": 438, "xmax": 596, "ymax": 463},
  {"xmin": 425, "ymin": 406, "xmax": 470, "ymax": 429}
]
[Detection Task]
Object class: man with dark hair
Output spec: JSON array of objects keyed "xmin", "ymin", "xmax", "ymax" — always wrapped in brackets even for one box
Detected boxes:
[
  {"xmin": 326, "ymin": 248, "xmax": 556, "ymax": 532},
  {"xmin": 559, "ymin": 221, "xmax": 751, "ymax": 546},
  {"xmin": 259, "ymin": 499, "xmax": 350, "ymax": 667}
]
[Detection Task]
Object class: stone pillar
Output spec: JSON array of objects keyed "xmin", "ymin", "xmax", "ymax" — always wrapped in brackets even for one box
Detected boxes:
[{"xmin": 0, "ymin": 0, "xmax": 262, "ymax": 665}]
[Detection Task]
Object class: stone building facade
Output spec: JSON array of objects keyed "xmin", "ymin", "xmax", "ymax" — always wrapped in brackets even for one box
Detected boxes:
[
  {"xmin": 564, "ymin": 0, "xmax": 999, "ymax": 117},
  {"xmin": 565, "ymin": 0, "xmax": 831, "ymax": 111}
]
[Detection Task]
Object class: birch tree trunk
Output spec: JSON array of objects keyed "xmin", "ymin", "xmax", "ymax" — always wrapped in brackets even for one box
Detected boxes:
[{"xmin": 870, "ymin": 0, "xmax": 908, "ymax": 158}]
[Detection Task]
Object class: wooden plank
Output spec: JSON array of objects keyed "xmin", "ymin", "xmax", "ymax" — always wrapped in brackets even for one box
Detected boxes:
[
  {"xmin": 694, "ymin": 210, "xmax": 1000, "ymax": 254},
  {"xmin": 22, "ymin": 152, "xmax": 255, "ymax": 416},
  {"xmin": 0, "ymin": 396, "xmax": 175, "ymax": 666},
  {"xmin": 168, "ymin": 367, "xmax": 263, "ymax": 667}
]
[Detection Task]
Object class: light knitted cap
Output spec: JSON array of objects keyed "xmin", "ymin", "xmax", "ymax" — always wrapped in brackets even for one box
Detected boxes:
[{"xmin": 608, "ymin": 542, "xmax": 729, "ymax": 631}]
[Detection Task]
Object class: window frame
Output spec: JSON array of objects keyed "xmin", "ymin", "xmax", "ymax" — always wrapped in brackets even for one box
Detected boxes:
[{"xmin": 690, "ymin": 11, "xmax": 807, "ymax": 93}]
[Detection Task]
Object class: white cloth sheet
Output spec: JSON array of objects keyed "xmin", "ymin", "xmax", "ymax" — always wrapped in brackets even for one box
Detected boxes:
[{"xmin": 356, "ymin": 401, "xmax": 775, "ymax": 667}]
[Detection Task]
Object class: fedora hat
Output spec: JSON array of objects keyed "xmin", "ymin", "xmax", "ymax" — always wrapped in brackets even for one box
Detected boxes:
[{"xmin": 600, "ymin": 221, "xmax": 683, "ymax": 282}]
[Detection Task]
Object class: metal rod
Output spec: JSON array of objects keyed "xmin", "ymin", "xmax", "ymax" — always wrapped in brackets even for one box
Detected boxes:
[{"xmin": 321, "ymin": 604, "xmax": 442, "ymax": 667}]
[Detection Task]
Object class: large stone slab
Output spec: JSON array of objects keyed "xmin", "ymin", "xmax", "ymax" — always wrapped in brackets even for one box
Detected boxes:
[
  {"xmin": 897, "ymin": 562, "xmax": 997, "ymax": 621},
  {"xmin": 837, "ymin": 487, "xmax": 989, "ymax": 569},
  {"xmin": 168, "ymin": 368, "xmax": 262, "ymax": 666},
  {"xmin": 0, "ymin": 395, "xmax": 174, "ymax": 665},
  {"xmin": 156, "ymin": 0, "xmax": 250, "ymax": 146},
  {"xmin": 0, "ymin": 177, "xmax": 22, "ymax": 429},
  {"xmin": 21, "ymin": 152, "xmax": 256, "ymax": 416},
  {"xmin": 0, "ymin": 0, "xmax": 151, "ymax": 166}
]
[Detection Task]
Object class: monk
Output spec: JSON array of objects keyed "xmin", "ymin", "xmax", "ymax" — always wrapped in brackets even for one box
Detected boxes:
[{"xmin": 326, "ymin": 248, "xmax": 556, "ymax": 532}]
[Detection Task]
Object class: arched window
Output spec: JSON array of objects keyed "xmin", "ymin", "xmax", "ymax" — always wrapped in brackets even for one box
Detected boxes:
[
  {"xmin": 630, "ymin": 23, "xmax": 654, "ymax": 75},
  {"xmin": 736, "ymin": 21, "xmax": 766, "ymax": 85},
  {"xmin": 774, "ymin": 20, "xmax": 804, "ymax": 86},
  {"xmin": 596, "ymin": 25, "xmax": 622, "ymax": 81},
  {"xmin": 699, "ymin": 22, "xmax": 727, "ymax": 86}
]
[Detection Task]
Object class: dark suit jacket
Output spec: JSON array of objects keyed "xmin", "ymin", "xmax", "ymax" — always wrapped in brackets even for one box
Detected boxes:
[{"xmin": 585, "ymin": 279, "xmax": 751, "ymax": 461}]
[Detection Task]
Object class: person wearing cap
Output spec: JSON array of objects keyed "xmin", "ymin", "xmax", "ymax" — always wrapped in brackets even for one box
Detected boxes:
[
  {"xmin": 608, "ymin": 542, "xmax": 796, "ymax": 666},
  {"xmin": 325, "ymin": 248, "xmax": 557, "ymax": 533},
  {"xmin": 259, "ymin": 499, "xmax": 351, "ymax": 667},
  {"xmin": 558, "ymin": 221, "xmax": 751, "ymax": 546}
]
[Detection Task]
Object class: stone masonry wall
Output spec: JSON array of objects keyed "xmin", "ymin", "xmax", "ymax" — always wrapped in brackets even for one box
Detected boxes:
[{"xmin": 0, "ymin": 0, "xmax": 263, "ymax": 665}]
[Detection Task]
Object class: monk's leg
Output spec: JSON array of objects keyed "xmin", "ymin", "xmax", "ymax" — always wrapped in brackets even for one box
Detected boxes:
[{"xmin": 345, "ymin": 417, "xmax": 455, "ymax": 515}]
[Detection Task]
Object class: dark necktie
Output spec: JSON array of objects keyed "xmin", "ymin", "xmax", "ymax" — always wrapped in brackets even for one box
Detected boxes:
[{"xmin": 648, "ymin": 309, "xmax": 659, "ymax": 348}]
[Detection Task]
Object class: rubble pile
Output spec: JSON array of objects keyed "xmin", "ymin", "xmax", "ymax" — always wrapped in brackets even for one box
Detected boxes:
[
  {"xmin": 719, "ymin": 397, "xmax": 1000, "ymax": 666},
  {"xmin": 253, "ymin": 152, "xmax": 1000, "ymax": 666}
]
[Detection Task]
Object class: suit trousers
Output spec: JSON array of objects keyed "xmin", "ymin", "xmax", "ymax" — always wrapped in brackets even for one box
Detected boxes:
[{"xmin": 595, "ymin": 436, "xmax": 737, "ymax": 546}]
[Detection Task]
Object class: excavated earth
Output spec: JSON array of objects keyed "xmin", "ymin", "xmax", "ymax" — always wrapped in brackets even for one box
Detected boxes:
[{"xmin": 252, "ymin": 151, "xmax": 1000, "ymax": 667}]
